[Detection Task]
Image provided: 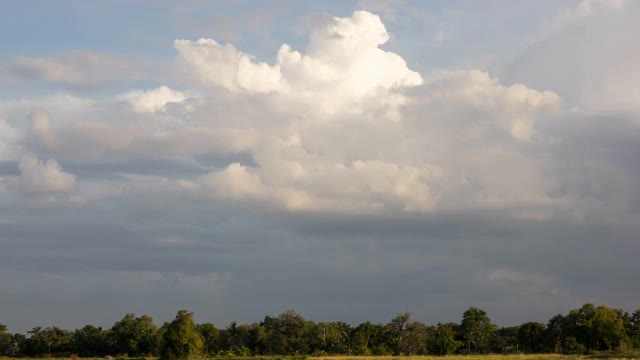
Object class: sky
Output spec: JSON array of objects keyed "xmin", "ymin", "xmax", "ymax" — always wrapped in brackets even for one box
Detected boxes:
[{"xmin": 1, "ymin": 0, "xmax": 640, "ymax": 333}]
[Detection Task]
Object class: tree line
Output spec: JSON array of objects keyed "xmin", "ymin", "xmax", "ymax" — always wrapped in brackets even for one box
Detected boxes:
[{"xmin": 1, "ymin": 304, "xmax": 640, "ymax": 359}]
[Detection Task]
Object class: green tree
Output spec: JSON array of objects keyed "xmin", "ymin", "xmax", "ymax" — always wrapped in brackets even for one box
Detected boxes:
[
  {"xmin": 565, "ymin": 303, "xmax": 596, "ymax": 352},
  {"xmin": 428, "ymin": 323, "xmax": 461, "ymax": 355},
  {"xmin": 110, "ymin": 313, "xmax": 158, "ymax": 356},
  {"xmin": 24, "ymin": 326, "xmax": 73, "ymax": 356},
  {"xmin": 11, "ymin": 333, "xmax": 26, "ymax": 356},
  {"xmin": 562, "ymin": 304, "xmax": 625, "ymax": 353},
  {"xmin": 247, "ymin": 322, "xmax": 267, "ymax": 354},
  {"xmin": 301, "ymin": 321, "xmax": 321, "ymax": 354},
  {"xmin": 160, "ymin": 310, "xmax": 203, "ymax": 360},
  {"xmin": 492, "ymin": 326, "xmax": 519, "ymax": 353},
  {"xmin": 629, "ymin": 309, "xmax": 640, "ymax": 347},
  {"xmin": 544, "ymin": 314, "xmax": 567, "ymax": 353},
  {"xmin": 316, "ymin": 321, "xmax": 351, "ymax": 354},
  {"xmin": 197, "ymin": 323, "xmax": 220, "ymax": 356},
  {"xmin": 73, "ymin": 325, "xmax": 108, "ymax": 356},
  {"xmin": 460, "ymin": 307, "xmax": 496, "ymax": 353},
  {"xmin": 263, "ymin": 309, "xmax": 306, "ymax": 355},
  {"xmin": 351, "ymin": 321, "xmax": 377, "ymax": 355},
  {"xmin": 590, "ymin": 305, "xmax": 625, "ymax": 350},
  {"xmin": 220, "ymin": 321, "xmax": 251, "ymax": 354},
  {"xmin": 517, "ymin": 322, "xmax": 546, "ymax": 353},
  {"xmin": 384, "ymin": 313, "xmax": 428, "ymax": 355},
  {"xmin": 0, "ymin": 323, "xmax": 13, "ymax": 355},
  {"xmin": 386, "ymin": 312, "xmax": 410, "ymax": 355}
]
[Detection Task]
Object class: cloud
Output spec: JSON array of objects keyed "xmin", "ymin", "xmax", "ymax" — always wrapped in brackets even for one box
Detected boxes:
[
  {"xmin": 4, "ymin": 50, "xmax": 167, "ymax": 90},
  {"xmin": 415, "ymin": 70, "xmax": 560, "ymax": 141},
  {"xmin": 526, "ymin": 0, "xmax": 627, "ymax": 45},
  {"xmin": 9, "ymin": 57, "xmax": 85, "ymax": 84},
  {"xmin": 118, "ymin": 86, "xmax": 187, "ymax": 113},
  {"xmin": 7, "ymin": 13, "xmax": 563, "ymax": 216},
  {"xmin": 506, "ymin": 0, "xmax": 640, "ymax": 113},
  {"xmin": 18, "ymin": 155, "xmax": 76, "ymax": 194},
  {"xmin": 29, "ymin": 108, "xmax": 58, "ymax": 150},
  {"xmin": 24, "ymin": 103, "xmax": 258, "ymax": 161},
  {"xmin": 2, "ymin": 5, "xmax": 640, "ymax": 332},
  {"xmin": 191, "ymin": 159, "xmax": 440, "ymax": 213},
  {"xmin": 481, "ymin": 268, "xmax": 572, "ymax": 303},
  {"xmin": 0, "ymin": 118, "xmax": 18, "ymax": 160},
  {"xmin": 175, "ymin": 10, "xmax": 422, "ymax": 115},
  {"xmin": 7, "ymin": 51, "xmax": 127, "ymax": 87}
]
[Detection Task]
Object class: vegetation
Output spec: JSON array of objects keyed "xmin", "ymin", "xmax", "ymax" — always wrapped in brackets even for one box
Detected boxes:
[
  {"xmin": 1, "ymin": 304, "xmax": 640, "ymax": 359},
  {"xmin": 159, "ymin": 311, "xmax": 203, "ymax": 360}
]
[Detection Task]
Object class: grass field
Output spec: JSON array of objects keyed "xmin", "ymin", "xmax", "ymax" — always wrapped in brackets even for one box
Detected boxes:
[
  {"xmin": 4, "ymin": 355, "xmax": 640, "ymax": 360},
  {"xmin": 311, "ymin": 355, "xmax": 636, "ymax": 360}
]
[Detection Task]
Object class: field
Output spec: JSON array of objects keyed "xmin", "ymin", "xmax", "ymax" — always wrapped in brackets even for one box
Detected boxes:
[
  {"xmin": 4, "ymin": 355, "xmax": 640, "ymax": 360},
  {"xmin": 312, "ymin": 355, "xmax": 635, "ymax": 360}
]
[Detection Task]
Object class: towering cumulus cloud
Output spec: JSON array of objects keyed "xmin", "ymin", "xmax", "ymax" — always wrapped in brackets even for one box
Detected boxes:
[
  {"xmin": 175, "ymin": 11, "xmax": 422, "ymax": 114},
  {"xmin": 169, "ymin": 12, "xmax": 562, "ymax": 214}
]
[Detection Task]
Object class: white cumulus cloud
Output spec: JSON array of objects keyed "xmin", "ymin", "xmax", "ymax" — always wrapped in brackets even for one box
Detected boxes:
[
  {"xmin": 0, "ymin": 9, "xmax": 586, "ymax": 217},
  {"xmin": 119, "ymin": 86, "xmax": 187, "ymax": 113},
  {"xmin": 18, "ymin": 155, "xmax": 77, "ymax": 194},
  {"xmin": 175, "ymin": 10, "xmax": 422, "ymax": 114}
]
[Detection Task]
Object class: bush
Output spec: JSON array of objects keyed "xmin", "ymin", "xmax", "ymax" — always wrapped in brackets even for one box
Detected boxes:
[
  {"xmin": 372, "ymin": 344, "xmax": 392, "ymax": 355},
  {"xmin": 563, "ymin": 337, "xmax": 585, "ymax": 355}
]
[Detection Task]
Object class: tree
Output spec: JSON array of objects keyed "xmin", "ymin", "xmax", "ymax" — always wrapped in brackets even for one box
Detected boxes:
[
  {"xmin": 73, "ymin": 325, "xmax": 108, "ymax": 356},
  {"xmin": 460, "ymin": 307, "xmax": 496, "ymax": 353},
  {"xmin": 386, "ymin": 312, "xmax": 410, "ymax": 355},
  {"xmin": 545, "ymin": 314, "xmax": 567, "ymax": 353},
  {"xmin": 160, "ymin": 310, "xmax": 203, "ymax": 360},
  {"xmin": 197, "ymin": 323, "xmax": 220, "ymax": 356},
  {"xmin": 263, "ymin": 309, "xmax": 306, "ymax": 355},
  {"xmin": 563, "ymin": 304, "xmax": 625, "ymax": 352},
  {"xmin": 10, "ymin": 333, "xmax": 26, "ymax": 356},
  {"xmin": 428, "ymin": 323, "xmax": 461, "ymax": 355},
  {"xmin": 352, "ymin": 322, "xmax": 387, "ymax": 355},
  {"xmin": 313, "ymin": 321, "xmax": 350, "ymax": 354},
  {"xmin": 565, "ymin": 303, "xmax": 596, "ymax": 352},
  {"xmin": 590, "ymin": 306, "xmax": 625, "ymax": 351},
  {"xmin": 517, "ymin": 322, "xmax": 546, "ymax": 353},
  {"xmin": 110, "ymin": 313, "xmax": 158, "ymax": 356},
  {"xmin": 492, "ymin": 326, "xmax": 519, "ymax": 353},
  {"xmin": 220, "ymin": 321, "xmax": 251, "ymax": 354},
  {"xmin": 247, "ymin": 322, "xmax": 267, "ymax": 355},
  {"xmin": 24, "ymin": 326, "xmax": 73, "ymax": 356},
  {"xmin": 629, "ymin": 309, "xmax": 640, "ymax": 347},
  {"xmin": 0, "ymin": 323, "xmax": 13, "ymax": 355}
]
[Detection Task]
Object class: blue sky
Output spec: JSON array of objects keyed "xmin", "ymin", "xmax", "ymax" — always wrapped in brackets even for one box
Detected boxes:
[
  {"xmin": 0, "ymin": 1, "xmax": 573, "ymax": 82},
  {"xmin": 1, "ymin": 0, "xmax": 639, "ymax": 333}
]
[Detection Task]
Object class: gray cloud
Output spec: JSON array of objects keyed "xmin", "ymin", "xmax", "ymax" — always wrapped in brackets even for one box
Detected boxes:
[{"xmin": 3, "ymin": 50, "xmax": 175, "ymax": 92}]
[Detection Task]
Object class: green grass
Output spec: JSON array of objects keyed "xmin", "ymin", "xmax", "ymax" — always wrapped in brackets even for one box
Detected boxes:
[{"xmin": 3, "ymin": 354, "xmax": 640, "ymax": 360}]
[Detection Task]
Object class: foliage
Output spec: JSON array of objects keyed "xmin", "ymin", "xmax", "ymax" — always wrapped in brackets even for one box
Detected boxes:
[
  {"xmin": 2, "ymin": 303, "xmax": 640, "ymax": 357},
  {"xmin": 460, "ymin": 307, "xmax": 496, "ymax": 353},
  {"xmin": 385, "ymin": 313, "xmax": 428, "ymax": 355},
  {"xmin": 428, "ymin": 322, "xmax": 461, "ymax": 355},
  {"xmin": 110, "ymin": 313, "xmax": 158, "ymax": 356},
  {"xmin": 197, "ymin": 323, "xmax": 220, "ymax": 356},
  {"xmin": 518, "ymin": 322, "xmax": 547, "ymax": 353},
  {"xmin": 72, "ymin": 325, "xmax": 109, "ymax": 357},
  {"xmin": 0, "ymin": 324, "xmax": 13, "ymax": 356},
  {"xmin": 23, "ymin": 326, "xmax": 73, "ymax": 356},
  {"xmin": 159, "ymin": 310, "xmax": 203, "ymax": 360}
]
